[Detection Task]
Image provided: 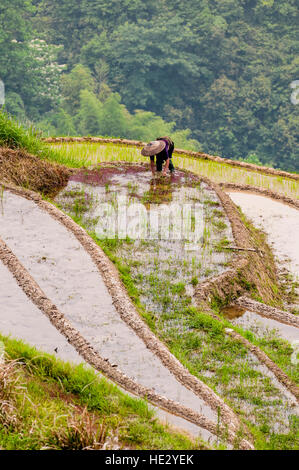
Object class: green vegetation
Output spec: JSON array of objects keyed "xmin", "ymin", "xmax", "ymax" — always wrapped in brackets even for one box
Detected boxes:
[
  {"xmin": 0, "ymin": 334, "xmax": 204, "ymax": 450},
  {"xmin": 0, "ymin": 111, "xmax": 65, "ymax": 164},
  {"xmin": 52, "ymin": 164, "xmax": 299, "ymax": 450},
  {"xmin": 38, "ymin": 65, "xmax": 200, "ymax": 151},
  {"xmin": 1, "ymin": 0, "xmax": 298, "ymax": 171},
  {"xmin": 53, "ymin": 142, "xmax": 299, "ymax": 200}
]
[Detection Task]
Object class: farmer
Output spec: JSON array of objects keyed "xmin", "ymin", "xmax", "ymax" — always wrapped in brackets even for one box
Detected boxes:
[{"xmin": 141, "ymin": 136, "xmax": 175, "ymax": 176}]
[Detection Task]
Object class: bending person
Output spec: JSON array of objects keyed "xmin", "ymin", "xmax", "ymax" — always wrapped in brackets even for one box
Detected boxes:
[{"xmin": 141, "ymin": 136, "xmax": 175, "ymax": 176}]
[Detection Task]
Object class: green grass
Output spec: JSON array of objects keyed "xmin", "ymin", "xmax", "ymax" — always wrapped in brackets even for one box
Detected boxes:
[
  {"xmin": 0, "ymin": 111, "xmax": 65, "ymax": 165},
  {"xmin": 0, "ymin": 334, "xmax": 206, "ymax": 450}
]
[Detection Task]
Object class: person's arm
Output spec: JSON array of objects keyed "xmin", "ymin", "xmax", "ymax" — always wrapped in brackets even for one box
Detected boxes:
[{"xmin": 163, "ymin": 158, "xmax": 170, "ymax": 175}]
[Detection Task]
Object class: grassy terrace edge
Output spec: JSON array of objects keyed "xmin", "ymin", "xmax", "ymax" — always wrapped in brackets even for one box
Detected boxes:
[{"xmin": 0, "ymin": 334, "xmax": 206, "ymax": 450}]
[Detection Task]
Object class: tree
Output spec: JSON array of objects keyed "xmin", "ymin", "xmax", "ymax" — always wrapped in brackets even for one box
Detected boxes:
[
  {"xmin": 76, "ymin": 89, "xmax": 102, "ymax": 136},
  {"xmin": 0, "ymin": 1, "xmax": 65, "ymax": 120},
  {"xmin": 99, "ymin": 93, "xmax": 128, "ymax": 137},
  {"xmin": 4, "ymin": 92, "xmax": 26, "ymax": 121},
  {"xmin": 3, "ymin": 0, "xmax": 298, "ymax": 170},
  {"xmin": 61, "ymin": 64, "xmax": 95, "ymax": 115},
  {"xmin": 127, "ymin": 111, "xmax": 174, "ymax": 141}
]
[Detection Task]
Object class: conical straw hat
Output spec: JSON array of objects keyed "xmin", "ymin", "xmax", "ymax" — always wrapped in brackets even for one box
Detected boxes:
[{"xmin": 141, "ymin": 140, "xmax": 166, "ymax": 156}]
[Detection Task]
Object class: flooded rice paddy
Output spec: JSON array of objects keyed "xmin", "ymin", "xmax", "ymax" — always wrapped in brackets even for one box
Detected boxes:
[
  {"xmin": 0, "ymin": 188, "xmax": 221, "ymax": 441},
  {"xmin": 222, "ymin": 306, "xmax": 299, "ymax": 343},
  {"xmin": 56, "ymin": 163, "xmax": 234, "ymax": 316},
  {"xmin": 0, "ymin": 259, "xmax": 83, "ymax": 364},
  {"xmin": 229, "ymin": 192, "xmax": 299, "ymax": 315},
  {"xmin": 54, "ymin": 163, "xmax": 299, "ymax": 438},
  {"xmin": 52, "ymin": 142, "xmax": 299, "ymax": 201}
]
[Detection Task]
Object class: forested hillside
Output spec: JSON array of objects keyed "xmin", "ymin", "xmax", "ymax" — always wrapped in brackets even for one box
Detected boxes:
[{"xmin": 1, "ymin": 0, "xmax": 298, "ymax": 170}]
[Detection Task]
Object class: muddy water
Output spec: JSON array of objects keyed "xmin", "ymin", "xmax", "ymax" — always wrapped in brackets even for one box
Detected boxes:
[
  {"xmin": 221, "ymin": 306, "xmax": 246, "ymax": 319},
  {"xmin": 222, "ymin": 306, "xmax": 299, "ymax": 343},
  {"xmin": 0, "ymin": 189, "xmax": 218, "ymax": 440},
  {"xmin": 0, "ymin": 260, "xmax": 83, "ymax": 364},
  {"xmin": 228, "ymin": 192, "xmax": 299, "ymax": 301},
  {"xmin": 0, "ymin": 261, "xmax": 211, "ymax": 442}
]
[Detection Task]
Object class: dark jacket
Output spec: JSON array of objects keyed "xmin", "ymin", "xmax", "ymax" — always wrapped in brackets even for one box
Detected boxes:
[{"xmin": 150, "ymin": 136, "xmax": 174, "ymax": 162}]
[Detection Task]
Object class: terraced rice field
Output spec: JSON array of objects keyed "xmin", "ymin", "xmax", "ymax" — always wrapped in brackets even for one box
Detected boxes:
[
  {"xmin": 1, "ymin": 141, "xmax": 298, "ymax": 449},
  {"xmin": 51, "ymin": 142, "xmax": 299, "ymax": 201}
]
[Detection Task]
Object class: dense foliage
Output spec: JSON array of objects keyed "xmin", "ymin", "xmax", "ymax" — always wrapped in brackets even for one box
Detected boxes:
[{"xmin": 1, "ymin": 0, "xmax": 298, "ymax": 170}]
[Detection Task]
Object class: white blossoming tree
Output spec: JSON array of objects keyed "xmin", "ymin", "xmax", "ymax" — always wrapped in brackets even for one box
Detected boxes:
[{"xmin": 28, "ymin": 39, "xmax": 66, "ymax": 113}]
